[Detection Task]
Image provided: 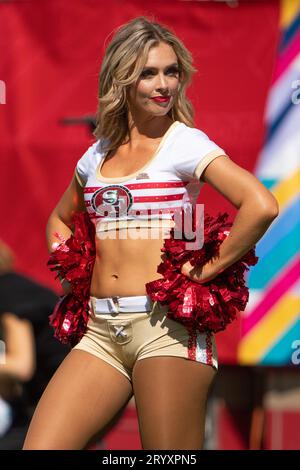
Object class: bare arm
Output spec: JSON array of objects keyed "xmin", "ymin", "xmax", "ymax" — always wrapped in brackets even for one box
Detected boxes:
[
  {"xmin": 46, "ymin": 171, "xmax": 86, "ymax": 254},
  {"xmin": 46, "ymin": 171, "xmax": 86, "ymax": 293},
  {"xmin": 182, "ymin": 156, "xmax": 279, "ymax": 282},
  {"xmin": 202, "ymin": 156, "xmax": 279, "ymax": 269}
]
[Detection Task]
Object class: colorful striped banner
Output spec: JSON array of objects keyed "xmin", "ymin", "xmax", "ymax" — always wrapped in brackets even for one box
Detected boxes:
[{"xmin": 238, "ymin": 0, "xmax": 300, "ymax": 366}]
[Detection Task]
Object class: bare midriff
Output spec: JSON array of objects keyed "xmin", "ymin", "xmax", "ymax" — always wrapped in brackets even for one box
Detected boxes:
[
  {"xmin": 90, "ymin": 118, "xmax": 176, "ymax": 298},
  {"xmin": 90, "ymin": 228, "xmax": 169, "ymax": 298}
]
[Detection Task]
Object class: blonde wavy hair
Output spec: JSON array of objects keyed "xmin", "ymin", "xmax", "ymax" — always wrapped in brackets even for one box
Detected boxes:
[{"xmin": 93, "ymin": 15, "xmax": 197, "ymax": 155}]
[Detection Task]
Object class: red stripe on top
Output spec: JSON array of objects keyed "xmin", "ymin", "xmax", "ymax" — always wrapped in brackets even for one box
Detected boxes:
[
  {"xmin": 83, "ymin": 181, "xmax": 188, "ymax": 193},
  {"xmin": 90, "ymin": 207, "xmax": 180, "ymax": 217},
  {"xmin": 127, "ymin": 182, "xmax": 188, "ymax": 190},
  {"xmin": 133, "ymin": 194, "xmax": 183, "ymax": 203},
  {"xmin": 85, "ymin": 196, "xmax": 183, "ymax": 207},
  {"xmin": 127, "ymin": 208, "xmax": 178, "ymax": 215}
]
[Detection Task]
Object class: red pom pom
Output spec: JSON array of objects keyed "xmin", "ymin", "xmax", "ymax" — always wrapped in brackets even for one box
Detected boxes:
[
  {"xmin": 47, "ymin": 212, "xmax": 96, "ymax": 346},
  {"xmin": 146, "ymin": 211, "xmax": 259, "ymax": 333}
]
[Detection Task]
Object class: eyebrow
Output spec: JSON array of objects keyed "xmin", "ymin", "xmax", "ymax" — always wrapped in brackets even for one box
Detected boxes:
[{"xmin": 142, "ymin": 62, "xmax": 179, "ymax": 70}]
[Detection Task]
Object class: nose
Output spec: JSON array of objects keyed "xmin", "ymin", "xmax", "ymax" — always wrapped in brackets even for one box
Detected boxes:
[{"xmin": 156, "ymin": 72, "xmax": 168, "ymax": 91}]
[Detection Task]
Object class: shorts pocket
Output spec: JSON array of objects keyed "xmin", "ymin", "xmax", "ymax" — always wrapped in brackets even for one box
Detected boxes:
[{"xmin": 106, "ymin": 319, "xmax": 133, "ymax": 345}]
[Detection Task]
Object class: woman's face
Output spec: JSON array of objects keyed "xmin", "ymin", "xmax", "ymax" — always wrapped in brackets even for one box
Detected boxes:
[{"xmin": 127, "ymin": 42, "xmax": 180, "ymax": 119}]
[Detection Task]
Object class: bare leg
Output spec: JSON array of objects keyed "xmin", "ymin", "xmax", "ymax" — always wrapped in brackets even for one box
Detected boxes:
[
  {"xmin": 23, "ymin": 349, "xmax": 132, "ymax": 449},
  {"xmin": 132, "ymin": 356, "xmax": 217, "ymax": 450}
]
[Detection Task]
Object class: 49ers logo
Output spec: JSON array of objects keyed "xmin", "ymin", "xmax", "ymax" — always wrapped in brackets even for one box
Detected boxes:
[{"xmin": 91, "ymin": 185, "xmax": 133, "ymax": 218}]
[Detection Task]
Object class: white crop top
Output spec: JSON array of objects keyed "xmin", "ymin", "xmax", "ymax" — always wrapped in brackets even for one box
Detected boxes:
[{"xmin": 75, "ymin": 121, "xmax": 228, "ymax": 234}]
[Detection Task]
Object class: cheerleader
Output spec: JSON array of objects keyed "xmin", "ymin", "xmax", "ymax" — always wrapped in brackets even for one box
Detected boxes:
[{"xmin": 23, "ymin": 16, "xmax": 278, "ymax": 450}]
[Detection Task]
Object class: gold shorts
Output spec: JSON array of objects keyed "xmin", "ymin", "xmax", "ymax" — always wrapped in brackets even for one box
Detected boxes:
[{"xmin": 73, "ymin": 296, "xmax": 218, "ymax": 382}]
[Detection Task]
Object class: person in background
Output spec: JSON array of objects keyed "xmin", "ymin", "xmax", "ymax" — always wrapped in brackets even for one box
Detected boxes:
[{"xmin": 0, "ymin": 239, "xmax": 69, "ymax": 449}]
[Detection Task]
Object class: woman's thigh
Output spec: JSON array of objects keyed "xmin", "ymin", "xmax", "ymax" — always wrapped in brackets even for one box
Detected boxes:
[
  {"xmin": 132, "ymin": 356, "xmax": 217, "ymax": 450},
  {"xmin": 23, "ymin": 349, "xmax": 133, "ymax": 450}
]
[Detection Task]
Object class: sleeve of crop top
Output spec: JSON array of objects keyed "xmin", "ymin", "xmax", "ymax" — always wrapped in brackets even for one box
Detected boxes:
[
  {"xmin": 74, "ymin": 141, "xmax": 100, "ymax": 187},
  {"xmin": 174, "ymin": 127, "xmax": 229, "ymax": 182}
]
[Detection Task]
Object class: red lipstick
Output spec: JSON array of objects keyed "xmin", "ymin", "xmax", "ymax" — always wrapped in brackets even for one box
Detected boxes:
[{"xmin": 150, "ymin": 96, "xmax": 171, "ymax": 103}]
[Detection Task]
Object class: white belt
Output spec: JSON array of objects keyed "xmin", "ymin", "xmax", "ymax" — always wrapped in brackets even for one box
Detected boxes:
[{"xmin": 89, "ymin": 295, "xmax": 154, "ymax": 314}]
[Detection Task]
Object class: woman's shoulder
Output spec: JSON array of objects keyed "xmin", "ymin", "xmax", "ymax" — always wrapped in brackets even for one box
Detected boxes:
[
  {"xmin": 75, "ymin": 138, "xmax": 106, "ymax": 185},
  {"xmin": 77, "ymin": 138, "xmax": 108, "ymax": 165},
  {"xmin": 178, "ymin": 122, "xmax": 214, "ymax": 141},
  {"xmin": 171, "ymin": 122, "xmax": 226, "ymax": 180},
  {"xmin": 172, "ymin": 122, "xmax": 217, "ymax": 153},
  {"xmin": 84, "ymin": 138, "xmax": 106, "ymax": 156}
]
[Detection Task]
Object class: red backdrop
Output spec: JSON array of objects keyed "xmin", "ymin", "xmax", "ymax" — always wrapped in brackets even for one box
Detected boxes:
[{"xmin": 0, "ymin": 0, "xmax": 280, "ymax": 363}]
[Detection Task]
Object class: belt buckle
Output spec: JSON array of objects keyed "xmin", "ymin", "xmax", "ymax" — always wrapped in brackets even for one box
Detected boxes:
[{"xmin": 111, "ymin": 296, "xmax": 120, "ymax": 313}]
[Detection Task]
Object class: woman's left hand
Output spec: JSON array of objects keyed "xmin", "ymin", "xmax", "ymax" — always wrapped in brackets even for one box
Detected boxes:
[{"xmin": 180, "ymin": 259, "xmax": 223, "ymax": 284}]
